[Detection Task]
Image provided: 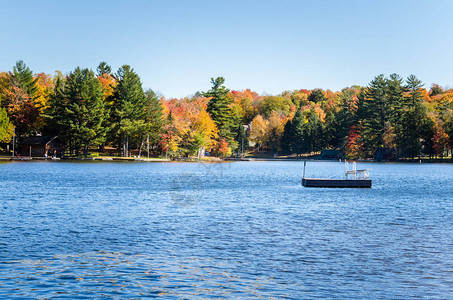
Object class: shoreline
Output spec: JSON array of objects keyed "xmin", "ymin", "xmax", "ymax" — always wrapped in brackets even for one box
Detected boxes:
[
  {"xmin": 0, "ymin": 156, "xmax": 172, "ymax": 162},
  {"xmin": 1, "ymin": 156, "xmax": 453, "ymax": 164}
]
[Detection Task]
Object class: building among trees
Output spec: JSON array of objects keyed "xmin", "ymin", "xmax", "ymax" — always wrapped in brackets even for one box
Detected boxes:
[{"xmin": 19, "ymin": 136, "xmax": 64, "ymax": 157}]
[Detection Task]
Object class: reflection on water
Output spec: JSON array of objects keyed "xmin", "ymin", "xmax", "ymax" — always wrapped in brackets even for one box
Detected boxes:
[{"xmin": 0, "ymin": 161, "xmax": 452, "ymax": 298}]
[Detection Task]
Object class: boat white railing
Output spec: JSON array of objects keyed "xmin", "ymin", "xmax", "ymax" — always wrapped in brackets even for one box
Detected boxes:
[{"xmin": 345, "ymin": 160, "xmax": 371, "ymax": 180}]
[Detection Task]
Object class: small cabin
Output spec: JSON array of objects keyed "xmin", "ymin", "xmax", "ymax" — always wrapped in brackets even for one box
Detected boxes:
[{"xmin": 20, "ymin": 136, "xmax": 64, "ymax": 157}]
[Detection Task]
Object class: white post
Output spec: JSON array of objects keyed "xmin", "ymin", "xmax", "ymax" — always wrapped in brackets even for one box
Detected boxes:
[{"xmin": 345, "ymin": 160, "xmax": 348, "ymax": 179}]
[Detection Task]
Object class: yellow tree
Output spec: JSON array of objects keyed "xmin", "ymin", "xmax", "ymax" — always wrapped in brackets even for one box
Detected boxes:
[
  {"xmin": 0, "ymin": 106, "xmax": 14, "ymax": 143},
  {"xmin": 230, "ymin": 89, "xmax": 261, "ymax": 123},
  {"xmin": 33, "ymin": 73, "xmax": 54, "ymax": 129},
  {"xmin": 33, "ymin": 73, "xmax": 53, "ymax": 112},
  {"xmin": 160, "ymin": 99, "xmax": 190, "ymax": 157},
  {"xmin": 267, "ymin": 111, "xmax": 286, "ymax": 153},
  {"xmin": 249, "ymin": 114, "xmax": 269, "ymax": 151},
  {"xmin": 191, "ymin": 109, "xmax": 218, "ymax": 156},
  {"xmin": 0, "ymin": 72, "xmax": 9, "ymax": 105}
]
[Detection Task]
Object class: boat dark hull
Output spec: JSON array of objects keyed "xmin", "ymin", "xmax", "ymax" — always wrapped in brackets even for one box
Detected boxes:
[{"xmin": 302, "ymin": 178, "xmax": 372, "ymax": 188}]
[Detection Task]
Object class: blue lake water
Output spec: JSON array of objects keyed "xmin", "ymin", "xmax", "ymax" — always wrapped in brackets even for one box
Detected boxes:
[{"xmin": 0, "ymin": 160, "xmax": 452, "ymax": 299}]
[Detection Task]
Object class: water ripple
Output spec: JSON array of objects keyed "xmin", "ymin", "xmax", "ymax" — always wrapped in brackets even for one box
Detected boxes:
[{"xmin": 0, "ymin": 161, "xmax": 452, "ymax": 298}]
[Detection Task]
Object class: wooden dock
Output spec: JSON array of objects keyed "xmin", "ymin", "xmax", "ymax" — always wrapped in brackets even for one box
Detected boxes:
[{"xmin": 302, "ymin": 178, "xmax": 372, "ymax": 188}]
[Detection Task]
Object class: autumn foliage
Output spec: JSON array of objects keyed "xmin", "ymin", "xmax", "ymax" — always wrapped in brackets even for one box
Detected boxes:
[{"xmin": 1, "ymin": 61, "xmax": 453, "ymax": 160}]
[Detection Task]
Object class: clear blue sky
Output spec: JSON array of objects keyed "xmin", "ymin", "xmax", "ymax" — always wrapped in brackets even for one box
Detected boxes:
[{"xmin": 1, "ymin": 0, "xmax": 452, "ymax": 98}]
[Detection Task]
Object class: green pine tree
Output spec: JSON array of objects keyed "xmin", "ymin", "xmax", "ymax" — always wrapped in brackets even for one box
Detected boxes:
[
  {"xmin": 96, "ymin": 61, "xmax": 112, "ymax": 76},
  {"xmin": 110, "ymin": 65, "xmax": 149, "ymax": 156},
  {"xmin": 387, "ymin": 73, "xmax": 406, "ymax": 157},
  {"xmin": 203, "ymin": 77, "xmax": 234, "ymax": 142},
  {"xmin": 45, "ymin": 75, "xmax": 67, "ymax": 137},
  {"xmin": 143, "ymin": 89, "xmax": 164, "ymax": 155},
  {"xmin": 51, "ymin": 67, "xmax": 107, "ymax": 156},
  {"xmin": 334, "ymin": 87, "xmax": 360, "ymax": 151},
  {"xmin": 233, "ymin": 121, "xmax": 247, "ymax": 156},
  {"xmin": 8, "ymin": 60, "xmax": 38, "ymax": 98},
  {"xmin": 280, "ymin": 118, "xmax": 295, "ymax": 155},
  {"xmin": 443, "ymin": 109, "xmax": 453, "ymax": 158},
  {"xmin": 322, "ymin": 109, "xmax": 340, "ymax": 149},
  {"xmin": 4, "ymin": 61, "xmax": 40, "ymax": 138},
  {"xmin": 308, "ymin": 89, "xmax": 327, "ymax": 103},
  {"xmin": 360, "ymin": 74, "xmax": 391, "ymax": 157},
  {"xmin": 303, "ymin": 108, "xmax": 323, "ymax": 153},
  {"xmin": 400, "ymin": 75, "xmax": 426, "ymax": 159},
  {"xmin": 290, "ymin": 109, "xmax": 305, "ymax": 155}
]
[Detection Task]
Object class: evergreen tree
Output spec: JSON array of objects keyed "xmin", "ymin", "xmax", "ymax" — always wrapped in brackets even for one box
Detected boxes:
[
  {"xmin": 334, "ymin": 87, "xmax": 360, "ymax": 151},
  {"xmin": 280, "ymin": 118, "xmax": 295, "ymax": 155},
  {"xmin": 233, "ymin": 121, "xmax": 247, "ymax": 155},
  {"xmin": 429, "ymin": 84, "xmax": 443, "ymax": 97},
  {"xmin": 280, "ymin": 108, "xmax": 323, "ymax": 156},
  {"xmin": 400, "ymin": 75, "xmax": 426, "ymax": 158},
  {"xmin": 322, "ymin": 109, "xmax": 340, "ymax": 149},
  {"xmin": 387, "ymin": 73, "xmax": 406, "ymax": 156},
  {"xmin": 360, "ymin": 75, "xmax": 391, "ymax": 157},
  {"xmin": 443, "ymin": 109, "xmax": 453, "ymax": 158},
  {"xmin": 387, "ymin": 74, "xmax": 405, "ymax": 121},
  {"xmin": 51, "ymin": 67, "xmax": 107, "ymax": 156},
  {"xmin": 203, "ymin": 77, "xmax": 234, "ymax": 142},
  {"xmin": 290, "ymin": 109, "xmax": 305, "ymax": 155},
  {"xmin": 143, "ymin": 89, "xmax": 164, "ymax": 155},
  {"xmin": 3, "ymin": 61, "xmax": 40, "ymax": 138},
  {"xmin": 46, "ymin": 75, "xmax": 67, "ymax": 137},
  {"xmin": 8, "ymin": 60, "xmax": 38, "ymax": 98},
  {"xmin": 303, "ymin": 108, "xmax": 323, "ymax": 153},
  {"xmin": 97, "ymin": 61, "xmax": 112, "ymax": 76},
  {"xmin": 308, "ymin": 89, "xmax": 326, "ymax": 103},
  {"xmin": 406, "ymin": 75, "xmax": 424, "ymax": 106},
  {"xmin": 111, "ymin": 65, "xmax": 148, "ymax": 156},
  {"xmin": 420, "ymin": 117, "xmax": 436, "ymax": 158}
]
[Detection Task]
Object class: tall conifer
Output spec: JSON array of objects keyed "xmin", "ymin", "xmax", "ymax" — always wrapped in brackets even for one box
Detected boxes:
[{"xmin": 203, "ymin": 77, "xmax": 234, "ymax": 141}]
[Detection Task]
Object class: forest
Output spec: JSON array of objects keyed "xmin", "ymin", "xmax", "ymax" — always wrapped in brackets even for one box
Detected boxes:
[{"xmin": 1, "ymin": 60, "xmax": 453, "ymax": 160}]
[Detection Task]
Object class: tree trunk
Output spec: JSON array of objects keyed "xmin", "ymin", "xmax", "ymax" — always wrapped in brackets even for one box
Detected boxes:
[
  {"xmin": 122, "ymin": 134, "xmax": 128, "ymax": 157},
  {"xmin": 121, "ymin": 135, "xmax": 124, "ymax": 157},
  {"xmin": 126, "ymin": 135, "xmax": 129, "ymax": 157},
  {"xmin": 138, "ymin": 137, "xmax": 143, "ymax": 157}
]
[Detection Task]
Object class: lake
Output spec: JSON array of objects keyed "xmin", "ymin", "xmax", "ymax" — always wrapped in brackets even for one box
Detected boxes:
[{"xmin": 0, "ymin": 161, "xmax": 452, "ymax": 298}]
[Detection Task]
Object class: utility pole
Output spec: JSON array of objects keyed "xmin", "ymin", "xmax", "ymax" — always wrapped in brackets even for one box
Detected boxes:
[{"xmin": 147, "ymin": 134, "xmax": 150, "ymax": 158}]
